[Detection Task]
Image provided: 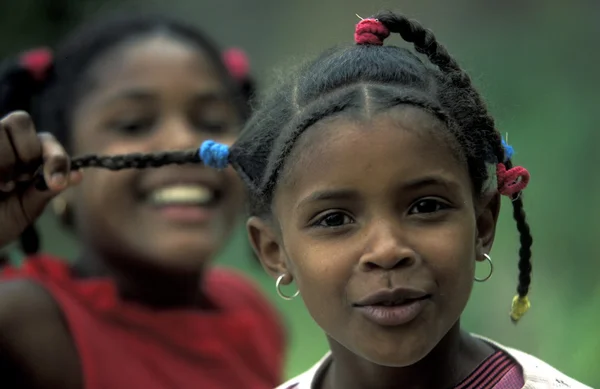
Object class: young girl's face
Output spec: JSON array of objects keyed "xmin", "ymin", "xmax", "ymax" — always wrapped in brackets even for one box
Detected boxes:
[
  {"xmin": 64, "ymin": 35, "xmax": 244, "ymax": 271},
  {"xmin": 251, "ymin": 106, "xmax": 499, "ymax": 366}
]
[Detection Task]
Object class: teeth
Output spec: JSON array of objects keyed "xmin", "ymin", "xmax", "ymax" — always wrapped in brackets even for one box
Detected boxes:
[{"xmin": 149, "ymin": 185, "xmax": 214, "ymax": 206}]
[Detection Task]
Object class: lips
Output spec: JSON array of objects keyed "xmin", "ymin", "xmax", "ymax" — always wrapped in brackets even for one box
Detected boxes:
[
  {"xmin": 135, "ymin": 169, "xmax": 227, "ymax": 224},
  {"xmin": 138, "ymin": 169, "xmax": 224, "ymax": 208},
  {"xmin": 354, "ymin": 288, "xmax": 430, "ymax": 307},
  {"xmin": 354, "ymin": 288, "xmax": 431, "ymax": 326}
]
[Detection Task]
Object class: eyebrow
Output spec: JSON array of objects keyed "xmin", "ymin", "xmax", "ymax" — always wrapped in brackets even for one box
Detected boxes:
[
  {"xmin": 398, "ymin": 175, "xmax": 459, "ymax": 192},
  {"xmin": 296, "ymin": 175, "xmax": 459, "ymax": 209},
  {"xmin": 297, "ymin": 189, "xmax": 359, "ymax": 209},
  {"xmin": 99, "ymin": 89, "xmax": 228, "ymax": 107}
]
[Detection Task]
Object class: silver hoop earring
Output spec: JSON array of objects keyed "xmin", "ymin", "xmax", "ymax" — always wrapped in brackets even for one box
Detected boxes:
[
  {"xmin": 275, "ymin": 274, "xmax": 299, "ymax": 301},
  {"xmin": 474, "ymin": 253, "xmax": 493, "ymax": 282}
]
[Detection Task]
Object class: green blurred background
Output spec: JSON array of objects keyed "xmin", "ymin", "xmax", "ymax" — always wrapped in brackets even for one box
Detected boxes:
[{"xmin": 1, "ymin": 0, "xmax": 597, "ymax": 386}]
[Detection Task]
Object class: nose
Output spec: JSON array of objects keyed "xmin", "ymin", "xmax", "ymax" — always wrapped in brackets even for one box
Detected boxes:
[
  {"xmin": 359, "ymin": 220, "xmax": 418, "ymax": 272},
  {"xmin": 155, "ymin": 116, "xmax": 203, "ymax": 151}
]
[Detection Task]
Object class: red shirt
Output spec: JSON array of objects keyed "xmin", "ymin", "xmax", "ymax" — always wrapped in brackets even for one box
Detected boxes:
[{"xmin": 2, "ymin": 255, "xmax": 286, "ymax": 389}]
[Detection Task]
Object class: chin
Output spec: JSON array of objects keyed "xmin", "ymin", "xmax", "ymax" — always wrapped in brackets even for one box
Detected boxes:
[
  {"xmin": 137, "ymin": 243, "xmax": 216, "ymax": 273},
  {"xmin": 349, "ymin": 333, "xmax": 436, "ymax": 368}
]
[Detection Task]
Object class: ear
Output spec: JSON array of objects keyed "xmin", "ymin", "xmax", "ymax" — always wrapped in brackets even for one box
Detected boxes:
[
  {"xmin": 475, "ymin": 191, "xmax": 500, "ymax": 261},
  {"xmin": 246, "ymin": 216, "xmax": 291, "ymax": 280}
]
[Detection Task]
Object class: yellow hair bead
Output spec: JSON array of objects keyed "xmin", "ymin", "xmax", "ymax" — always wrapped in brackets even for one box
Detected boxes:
[{"xmin": 510, "ymin": 295, "xmax": 530, "ymax": 322}]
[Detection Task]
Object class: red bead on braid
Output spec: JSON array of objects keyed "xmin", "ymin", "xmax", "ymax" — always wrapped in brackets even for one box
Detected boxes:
[
  {"xmin": 222, "ymin": 48, "xmax": 250, "ymax": 81},
  {"xmin": 496, "ymin": 163, "xmax": 530, "ymax": 196},
  {"xmin": 354, "ymin": 18, "xmax": 390, "ymax": 46},
  {"xmin": 19, "ymin": 47, "xmax": 53, "ymax": 82}
]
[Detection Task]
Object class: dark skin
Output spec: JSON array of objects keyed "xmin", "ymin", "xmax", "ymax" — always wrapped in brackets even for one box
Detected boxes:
[
  {"xmin": 0, "ymin": 35, "xmax": 244, "ymax": 388},
  {"xmin": 249, "ymin": 107, "xmax": 500, "ymax": 389}
]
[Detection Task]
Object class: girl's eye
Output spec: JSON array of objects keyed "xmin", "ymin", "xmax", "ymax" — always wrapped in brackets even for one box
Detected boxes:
[
  {"xmin": 110, "ymin": 118, "xmax": 154, "ymax": 135},
  {"xmin": 314, "ymin": 212, "xmax": 354, "ymax": 228},
  {"xmin": 195, "ymin": 121, "xmax": 229, "ymax": 134},
  {"xmin": 408, "ymin": 198, "xmax": 450, "ymax": 215}
]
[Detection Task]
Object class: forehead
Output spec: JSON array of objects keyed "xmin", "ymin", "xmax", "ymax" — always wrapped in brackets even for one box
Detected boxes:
[
  {"xmin": 76, "ymin": 35, "xmax": 228, "ymax": 108},
  {"xmin": 275, "ymin": 107, "xmax": 470, "ymax": 205}
]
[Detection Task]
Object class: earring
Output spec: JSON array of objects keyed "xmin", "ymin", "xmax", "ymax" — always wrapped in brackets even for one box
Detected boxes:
[
  {"xmin": 275, "ymin": 274, "xmax": 299, "ymax": 301},
  {"xmin": 474, "ymin": 253, "xmax": 493, "ymax": 282}
]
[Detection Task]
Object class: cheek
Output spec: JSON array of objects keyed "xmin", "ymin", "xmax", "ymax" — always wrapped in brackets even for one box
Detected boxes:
[
  {"xmin": 73, "ymin": 169, "xmax": 136, "ymax": 222},
  {"xmin": 288, "ymin": 240, "xmax": 353, "ymax": 329},
  {"xmin": 425, "ymin": 220, "xmax": 477, "ymax": 313}
]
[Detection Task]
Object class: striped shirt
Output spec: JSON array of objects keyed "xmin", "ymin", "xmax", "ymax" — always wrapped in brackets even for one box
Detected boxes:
[
  {"xmin": 277, "ymin": 336, "xmax": 592, "ymax": 389},
  {"xmin": 456, "ymin": 350, "xmax": 523, "ymax": 389}
]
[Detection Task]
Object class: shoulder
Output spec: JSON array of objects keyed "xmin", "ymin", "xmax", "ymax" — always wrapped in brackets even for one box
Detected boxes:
[
  {"xmin": 477, "ymin": 336, "xmax": 593, "ymax": 389},
  {"xmin": 505, "ymin": 346, "xmax": 592, "ymax": 389},
  {"xmin": 0, "ymin": 255, "xmax": 74, "ymax": 351},
  {"xmin": 0, "ymin": 278, "xmax": 81, "ymax": 387},
  {"xmin": 0, "ymin": 279, "xmax": 62, "ymax": 357},
  {"xmin": 0, "ymin": 278, "xmax": 60, "ymax": 333}
]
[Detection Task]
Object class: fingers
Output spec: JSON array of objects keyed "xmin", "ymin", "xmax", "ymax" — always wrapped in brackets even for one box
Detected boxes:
[
  {"xmin": 38, "ymin": 132, "xmax": 71, "ymax": 192},
  {"xmin": 0, "ymin": 111, "xmax": 45, "ymax": 191},
  {"xmin": 2, "ymin": 111, "xmax": 43, "ymax": 176},
  {"xmin": 0, "ymin": 111, "xmax": 79, "ymax": 195},
  {"xmin": 0, "ymin": 116, "xmax": 18, "ymax": 187},
  {"xmin": 0, "ymin": 111, "xmax": 81, "ymax": 241}
]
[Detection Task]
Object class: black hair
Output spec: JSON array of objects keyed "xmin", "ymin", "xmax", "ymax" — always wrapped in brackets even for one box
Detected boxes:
[
  {"xmin": 225, "ymin": 11, "xmax": 533, "ymax": 321},
  {"xmin": 0, "ymin": 13, "xmax": 255, "ymax": 257}
]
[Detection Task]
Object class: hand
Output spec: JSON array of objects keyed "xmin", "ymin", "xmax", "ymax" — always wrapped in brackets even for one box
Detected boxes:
[{"xmin": 0, "ymin": 111, "xmax": 82, "ymax": 248}]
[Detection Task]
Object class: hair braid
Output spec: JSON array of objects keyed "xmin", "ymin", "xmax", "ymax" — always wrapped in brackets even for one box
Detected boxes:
[
  {"xmin": 490, "ymin": 129, "xmax": 533, "ymax": 321},
  {"xmin": 17, "ymin": 149, "xmax": 206, "ymax": 255},
  {"xmin": 512, "ymin": 196, "xmax": 533, "ymax": 297},
  {"xmin": 376, "ymin": 12, "xmax": 496, "ymax": 136},
  {"xmin": 34, "ymin": 149, "xmax": 201, "ymax": 190},
  {"xmin": 376, "ymin": 12, "xmax": 461, "ymax": 74},
  {"xmin": 376, "ymin": 12, "xmax": 533, "ymax": 321}
]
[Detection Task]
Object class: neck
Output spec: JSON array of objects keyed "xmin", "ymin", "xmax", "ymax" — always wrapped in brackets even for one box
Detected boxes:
[
  {"xmin": 322, "ymin": 323, "xmax": 493, "ymax": 389},
  {"xmin": 73, "ymin": 248, "xmax": 215, "ymax": 310}
]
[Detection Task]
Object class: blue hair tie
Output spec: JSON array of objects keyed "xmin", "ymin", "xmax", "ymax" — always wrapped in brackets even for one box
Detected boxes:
[
  {"xmin": 199, "ymin": 140, "xmax": 230, "ymax": 169},
  {"xmin": 501, "ymin": 138, "xmax": 514, "ymax": 161}
]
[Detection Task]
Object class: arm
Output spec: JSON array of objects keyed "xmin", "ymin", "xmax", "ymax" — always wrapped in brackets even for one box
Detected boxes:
[
  {"xmin": 0, "ymin": 279, "xmax": 81, "ymax": 389},
  {"xmin": 0, "ymin": 280, "xmax": 43, "ymax": 387}
]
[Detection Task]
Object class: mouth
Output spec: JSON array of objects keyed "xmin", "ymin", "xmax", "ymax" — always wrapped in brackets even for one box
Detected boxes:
[
  {"xmin": 354, "ymin": 288, "xmax": 430, "ymax": 307},
  {"xmin": 353, "ymin": 288, "xmax": 431, "ymax": 326},
  {"xmin": 142, "ymin": 183, "xmax": 224, "ymax": 224},
  {"xmin": 362, "ymin": 296, "xmax": 429, "ymax": 307},
  {"xmin": 146, "ymin": 184, "xmax": 222, "ymax": 208}
]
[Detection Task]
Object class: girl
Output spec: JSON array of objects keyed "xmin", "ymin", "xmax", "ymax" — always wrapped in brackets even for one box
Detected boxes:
[
  {"xmin": 188, "ymin": 11, "xmax": 586, "ymax": 389},
  {"xmin": 0, "ymin": 13, "xmax": 284, "ymax": 389}
]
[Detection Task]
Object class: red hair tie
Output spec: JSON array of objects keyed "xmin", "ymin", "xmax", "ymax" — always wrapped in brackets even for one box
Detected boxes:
[
  {"xmin": 222, "ymin": 48, "xmax": 250, "ymax": 81},
  {"xmin": 20, "ymin": 47, "xmax": 53, "ymax": 82},
  {"xmin": 354, "ymin": 18, "xmax": 390, "ymax": 46},
  {"xmin": 496, "ymin": 163, "xmax": 530, "ymax": 196}
]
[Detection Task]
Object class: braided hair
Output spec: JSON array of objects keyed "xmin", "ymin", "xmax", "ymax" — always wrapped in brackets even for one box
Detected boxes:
[{"xmin": 0, "ymin": 13, "xmax": 255, "ymax": 259}]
